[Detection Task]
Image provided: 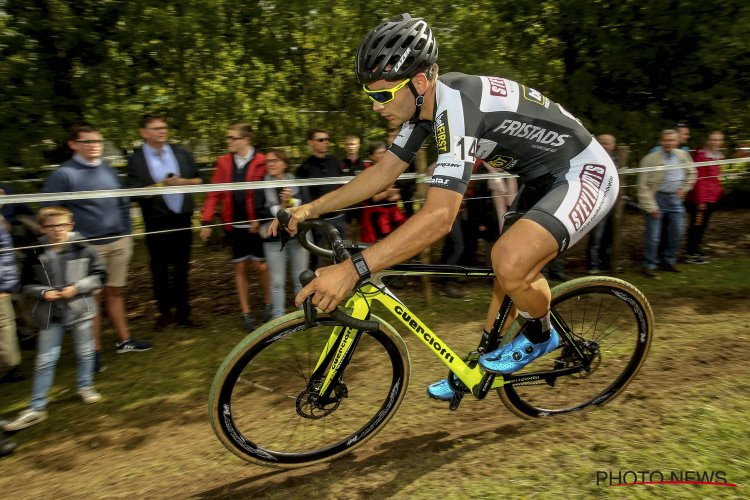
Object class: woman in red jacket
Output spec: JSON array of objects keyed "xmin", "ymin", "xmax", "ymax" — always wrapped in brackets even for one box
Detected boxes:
[
  {"xmin": 686, "ymin": 131, "xmax": 724, "ymax": 264},
  {"xmin": 359, "ymin": 142, "xmax": 406, "ymax": 243}
]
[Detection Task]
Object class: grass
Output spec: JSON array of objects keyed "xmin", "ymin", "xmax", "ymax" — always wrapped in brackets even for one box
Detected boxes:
[{"xmin": 0, "ymin": 251, "xmax": 748, "ymax": 498}]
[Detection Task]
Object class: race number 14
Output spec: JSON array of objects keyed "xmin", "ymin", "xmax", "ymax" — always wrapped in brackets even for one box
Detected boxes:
[{"xmin": 454, "ymin": 136, "xmax": 479, "ymax": 162}]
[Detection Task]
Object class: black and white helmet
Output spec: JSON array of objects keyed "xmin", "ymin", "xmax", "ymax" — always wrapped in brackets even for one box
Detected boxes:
[{"xmin": 355, "ymin": 13, "xmax": 438, "ymax": 85}]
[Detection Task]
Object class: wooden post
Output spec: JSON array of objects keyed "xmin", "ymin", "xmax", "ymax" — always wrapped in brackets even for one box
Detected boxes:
[
  {"xmin": 415, "ymin": 148, "xmax": 431, "ymax": 306},
  {"xmin": 610, "ymin": 145, "xmax": 630, "ymax": 272}
]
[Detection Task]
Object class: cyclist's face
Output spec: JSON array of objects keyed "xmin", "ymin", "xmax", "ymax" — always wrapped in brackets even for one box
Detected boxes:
[{"xmin": 367, "ymin": 79, "xmax": 413, "ymax": 126}]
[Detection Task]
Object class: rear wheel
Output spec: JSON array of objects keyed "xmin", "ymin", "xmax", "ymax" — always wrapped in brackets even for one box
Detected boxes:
[
  {"xmin": 499, "ymin": 277, "xmax": 653, "ymax": 418},
  {"xmin": 209, "ymin": 311, "xmax": 410, "ymax": 468}
]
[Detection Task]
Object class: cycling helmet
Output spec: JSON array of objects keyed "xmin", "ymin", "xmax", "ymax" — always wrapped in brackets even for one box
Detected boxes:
[{"xmin": 356, "ymin": 13, "xmax": 438, "ymax": 85}]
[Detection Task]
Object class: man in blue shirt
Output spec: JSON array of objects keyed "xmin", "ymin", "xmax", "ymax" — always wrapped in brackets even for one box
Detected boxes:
[
  {"xmin": 637, "ymin": 129, "xmax": 696, "ymax": 276},
  {"xmin": 44, "ymin": 123, "xmax": 151, "ymax": 367}
]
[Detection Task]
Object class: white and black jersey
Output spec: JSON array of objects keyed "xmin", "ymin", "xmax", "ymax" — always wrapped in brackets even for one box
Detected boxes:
[{"xmin": 388, "ymin": 72, "xmax": 619, "ymax": 251}]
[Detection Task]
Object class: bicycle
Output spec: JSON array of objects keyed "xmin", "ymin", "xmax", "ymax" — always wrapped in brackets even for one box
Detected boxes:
[{"xmin": 209, "ymin": 210, "xmax": 654, "ymax": 468}]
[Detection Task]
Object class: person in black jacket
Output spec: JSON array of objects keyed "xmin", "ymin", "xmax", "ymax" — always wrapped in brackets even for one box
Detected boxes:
[
  {"xmin": 295, "ymin": 129, "xmax": 346, "ymax": 268},
  {"xmin": 126, "ymin": 114, "xmax": 203, "ymax": 330}
]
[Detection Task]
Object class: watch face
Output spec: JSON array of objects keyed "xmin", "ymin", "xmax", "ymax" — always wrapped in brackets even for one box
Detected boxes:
[{"xmin": 355, "ymin": 260, "xmax": 368, "ymax": 275}]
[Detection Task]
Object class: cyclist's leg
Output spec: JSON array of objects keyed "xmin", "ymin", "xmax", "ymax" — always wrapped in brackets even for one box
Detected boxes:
[
  {"xmin": 482, "ymin": 144, "xmax": 620, "ymax": 373},
  {"xmin": 482, "ymin": 221, "xmax": 557, "ymax": 335},
  {"xmin": 491, "ymin": 219, "xmax": 558, "ymax": 317}
]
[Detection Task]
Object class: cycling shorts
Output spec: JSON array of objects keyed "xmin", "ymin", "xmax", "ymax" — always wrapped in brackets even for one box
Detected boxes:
[{"xmin": 507, "ymin": 139, "xmax": 619, "ymax": 253}]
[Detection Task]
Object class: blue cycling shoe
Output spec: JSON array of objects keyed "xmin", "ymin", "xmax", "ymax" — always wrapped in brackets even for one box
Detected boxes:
[
  {"xmin": 426, "ymin": 378, "xmax": 455, "ymax": 401},
  {"xmin": 479, "ymin": 329, "xmax": 561, "ymax": 374}
]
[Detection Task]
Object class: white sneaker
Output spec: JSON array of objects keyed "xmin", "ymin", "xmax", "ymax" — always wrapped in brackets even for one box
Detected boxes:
[
  {"xmin": 3, "ymin": 408, "xmax": 48, "ymax": 431},
  {"xmin": 77, "ymin": 386, "xmax": 102, "ymax": 404}
]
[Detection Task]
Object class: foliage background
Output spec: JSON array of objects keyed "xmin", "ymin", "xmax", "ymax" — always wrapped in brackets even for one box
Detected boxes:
[{"xmin": 1, "ymin": 0, "xmax": 749, "ymax": 172}]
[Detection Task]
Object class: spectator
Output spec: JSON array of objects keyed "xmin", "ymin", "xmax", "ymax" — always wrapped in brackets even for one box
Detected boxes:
[
  {"xmin": 341, "ymin": 134, "xmax": 365, "ymax": 235},
  {"xmin": 0, "ymin": 426, "xmax": 15, "ymax": 456},
  {"xmin": 341, "ymin": 135, "xmax": 364, "ymax": 176},
  {"xmin": 2, "ymin": 207, "xmax": 105, "ymax": 432},
  {"xmin": 359, "ymin": 141, "xmax": 406, "ymax": 243},
  {"xmin": 676, "ymin": 123, "xmax": 691, "ymax": 151},
  {"xmin": 386, "ymin": 124, "xmax": 417, "ymax": 216},
  {"xmin": 200, "ymin": 124, "xmax": 271, "ymax": 330},
  {"xmin": 296, "ymin": 129, "xmax": 346, "ymax": 265},
  {"xmin": 486, "ymin": 167, "xmax": 518, "ymax": 236},
  {"xmin": 0, "ymin": 183, "xmax": 39, "ymax": 248},
  {"xmin": 254, "ymin": 149, "xmax": 309, "ymax": 319},
  {"xmin": 460, "ymin": 160, "xmax": 500, "ymax": 267},
  {"xmin": 0, "ymin": 185, "xmax": 41, "ymax": 350},
  {"xmin": 0, "ymin": 215, "xmax": 23, "ymax": 383},
  {"xmin": 43, "ymin": 123, "xmax": 150, "ymax": 370},
  {"xmin": 651, "ymin": 123, "xmax": 691, "ymax": 153},
  {"xmin": 126, "ymin": 114, "xmax": 204, "ymax": 330},
  {"xmin": 544, "ymin": 254, "xmax": 571, "ymax": 282},
  {"xmin": 686, "ymin": 131, "xmax": 725, "ymax": 264},
  {"xmin": 587, "ymin": 133, "xmax": 618, "ymax": 274},
  {"xmin": 638, "ymin": 129, "xmax": 696, "ymax": 277}
]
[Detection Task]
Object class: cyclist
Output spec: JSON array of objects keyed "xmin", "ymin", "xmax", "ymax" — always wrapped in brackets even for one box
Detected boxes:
[{"xmin": 270, "ymin": 13, "xmax": 619, "ymax": 401}]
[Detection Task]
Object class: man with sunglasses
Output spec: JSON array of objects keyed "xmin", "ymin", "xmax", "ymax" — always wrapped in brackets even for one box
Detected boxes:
[
  {"xmin": 296, "ymin": 129, "xmax": 347, "ymax": 265},
  {"xmin": 272, "ymin": 13, "xmax": 619, "ymax": 402}
]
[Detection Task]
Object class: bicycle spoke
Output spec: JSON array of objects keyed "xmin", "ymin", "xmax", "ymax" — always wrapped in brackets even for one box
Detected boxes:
[
  {"xmin": 219, "ymin": 319, "xmax": 404, "ymax": 460},
  {"xmin": 503, "ymin": 282, "xmax": 650, "ymax": 417}
]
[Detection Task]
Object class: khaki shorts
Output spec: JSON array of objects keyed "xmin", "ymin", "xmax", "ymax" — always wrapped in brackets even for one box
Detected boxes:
[
  {"xmin": 91, "ymin": 236, "xmax": 133, "ymax": 287},
  {"xmin": 0, "ymin": 294, "xmax": 20, "ymax": 368}
]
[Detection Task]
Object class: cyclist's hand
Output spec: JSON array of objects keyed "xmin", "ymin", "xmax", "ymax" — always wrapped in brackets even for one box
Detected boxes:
[
  {"xmin": 268, "ymin": 204, "xmax": 311, "ymax": 237},
  {"xmin": 295, "ymin": 262, "xmax": 359, "ymax": 313},
  {"xmin": 199, "ymin": 226, "xmax": 212, "ymax": 242}
]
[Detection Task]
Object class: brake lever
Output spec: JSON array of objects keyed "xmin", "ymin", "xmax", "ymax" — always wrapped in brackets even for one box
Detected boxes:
[
  {"xmin": 279, "ymin": 226, "xmax": 291, "ymax": 251},
  {"xmin": 299, "ymin": 269, "xmax": 318, "ymax": 328},
  {"xmin": 303, "ymin": 296, "xmax": 317, "ymax": 329}
]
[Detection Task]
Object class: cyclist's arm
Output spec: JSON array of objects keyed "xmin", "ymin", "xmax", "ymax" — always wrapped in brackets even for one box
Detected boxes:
[
  {"xmin": 294, "ymin": 185, "xmax": 462, "ymax": 311},
  {"xmin": 360, "ymin": 186, "xmax": 462, "ymax": 271},
  {"xmin": 304, "ymin": 151, "xmax": 408, "ymax": 218}
]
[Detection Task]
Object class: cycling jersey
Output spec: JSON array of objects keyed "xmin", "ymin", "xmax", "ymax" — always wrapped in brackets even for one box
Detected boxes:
[{"xmin": 388, "ymin": 72, "xmax": 619, "ymax": 251}]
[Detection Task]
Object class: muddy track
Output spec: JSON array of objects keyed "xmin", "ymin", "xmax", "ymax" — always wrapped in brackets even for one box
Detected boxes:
[
  {"xmin": 191, "ymin": 304, "xmax": 749, "ymax": 498},
  {"xmin": 1, "ymin": 209, "xmax": 748, "ymax": 498}
]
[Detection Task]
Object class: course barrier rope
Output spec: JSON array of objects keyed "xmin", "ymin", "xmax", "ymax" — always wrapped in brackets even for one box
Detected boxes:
[{"xmin": 1, "ymin": 157, "xmax": 748, "ymax": 206}]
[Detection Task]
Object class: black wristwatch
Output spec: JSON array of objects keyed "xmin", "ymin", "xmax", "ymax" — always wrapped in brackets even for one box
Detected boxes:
[{"xmin": 351, "ymin": 253, "xmax": 371, "ymax": 281}]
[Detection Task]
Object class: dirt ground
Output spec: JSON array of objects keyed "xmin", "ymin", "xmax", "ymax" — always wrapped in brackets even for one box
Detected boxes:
[{"xmin": 1, "ymin": 208, "xmax": 749, "ymax": 498}]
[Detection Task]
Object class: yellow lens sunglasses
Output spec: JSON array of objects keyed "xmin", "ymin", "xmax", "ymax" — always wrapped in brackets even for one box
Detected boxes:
[{"xmin": 362, "ymin": 78, "xmax": 411, "ymax": 104}]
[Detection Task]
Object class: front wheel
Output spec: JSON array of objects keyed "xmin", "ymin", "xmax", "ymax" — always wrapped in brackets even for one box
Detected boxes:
[
  {"xmin": 498, "ymin": 276, "xmax": 653, "ymax": 419},
  {"xmin": 209, "ymin": 311, "xmax": 410, "ymax": 468}
]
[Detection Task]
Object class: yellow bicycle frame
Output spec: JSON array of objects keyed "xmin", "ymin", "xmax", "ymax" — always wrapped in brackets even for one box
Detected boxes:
[{"xmin": 314, "ymin": 283, "xmax": 512, "ymax": 396}]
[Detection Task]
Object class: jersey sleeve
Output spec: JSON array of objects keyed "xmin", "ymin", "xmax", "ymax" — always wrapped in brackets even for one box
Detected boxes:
[
  {"xmin": 387, "ymin": 120, "xmax": 432, "ymax": 164},
  {"xmin": 429, "ymin": 81, "xmax": 483, "ymax": 195}
]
